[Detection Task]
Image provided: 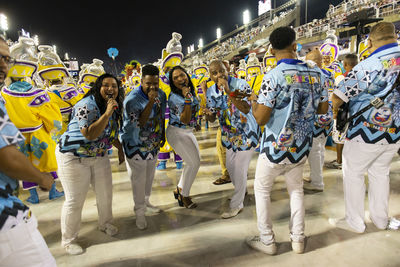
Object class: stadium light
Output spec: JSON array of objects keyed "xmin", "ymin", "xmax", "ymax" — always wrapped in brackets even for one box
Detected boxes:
[
  {"xmin": 243, "ymin": 10, "xmax": 251, "ymax": 25},
  {"xmin": 0, "ymin": 14, "xmax": 8, "ymax": 34},
  {"xmin": 198, "ymin": 38, "xmax": 203, "ymax": 49},
  {"xmin": 216, "ymin": 27, "xmax": 222, "ymax": 39}
]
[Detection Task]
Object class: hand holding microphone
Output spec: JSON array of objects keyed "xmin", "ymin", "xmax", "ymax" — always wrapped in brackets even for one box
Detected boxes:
[
  {"xmin": 105, "ymin": 94, "xmax": 118, "ymax": 117},
  {"xmin": 182, "ymin": 86, "xmax": 193, "ymax": 101}
]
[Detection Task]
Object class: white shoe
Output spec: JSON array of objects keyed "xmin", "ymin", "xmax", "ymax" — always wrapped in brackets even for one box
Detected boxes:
[
  {"xmin": 328, "ymin": 218, "xmax": 364, "ymax": 233},
  {"xmin": 99, "ymin": 223, "xmax": 118, "ymax": 236},
  {"xmin": 145, "ymin": 197, "xmax": 161, "ymax": 213},
  {"xmin": 136, "ymin": 215, "xmax": 147, "ymax": 230},
  {"xmin": 388, "ymin": 217, "xmax": 400, "ymax": 230},
  {"xmin": 221, "ymin": 207, "xmax": 243, "ymax": 219},
  {"xmin": 246, "ymin": 236, "xmax": 277, "ymax": 255},
  {"xmin": 291, "ymin": 240, "xmax": 305, "ymax": 254},
  {"xmin": 65, "ymin": 243, "xmax": 83, "ymax": 255},
  {"xmin": 146, "ymin": 202, "xmax": 161, "ymax": 213},
  {"xmin": 303, "ymin": 183, "xmax": 323, "ymax": 192}
]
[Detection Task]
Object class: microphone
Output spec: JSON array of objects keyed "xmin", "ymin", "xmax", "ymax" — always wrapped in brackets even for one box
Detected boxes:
[
  {"xmin": 154, "ymin": 97, "xmax": 161, "ymax": 106},
  {"xmin": 107, "ymin": 94, "xmax": 118, "ymax": 110}
]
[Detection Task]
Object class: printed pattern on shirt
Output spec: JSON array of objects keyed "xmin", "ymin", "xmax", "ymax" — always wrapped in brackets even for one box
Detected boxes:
[
  {"xmin": 334, "ymin": 45, "xmax": 400, "ymax": 144},
  {"xmin": 120, "ymin": 87, "xmax": 166, "ymax": 160},
  {"xmin": 0, "ymin": 103, "xmax": 29, "ymax": 231},
  {"xmin": 258, "ymin": 61, "xmax": 328, "ymax": 164},
  {"xmin": 207, "ymin": 76, "xmax": 260, "ymax": 152},
  {"xmin": 59, "ymin": 95, "xmax": 118, "ymax": 157}
]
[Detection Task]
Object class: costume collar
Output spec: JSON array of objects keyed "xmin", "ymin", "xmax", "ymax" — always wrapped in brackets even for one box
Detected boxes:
[
  {"xmin": 368, "ymin": 42, "xmax": 399, "ymax": 58},
  {"xmin": 277, "ymin": 58, "xmax": 305, "ymax": 66}
]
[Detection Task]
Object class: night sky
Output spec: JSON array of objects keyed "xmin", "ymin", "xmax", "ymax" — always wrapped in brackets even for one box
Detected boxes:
[{"xmin": 1, "ymin": 0, "xmax": 342, "ymax": 72}]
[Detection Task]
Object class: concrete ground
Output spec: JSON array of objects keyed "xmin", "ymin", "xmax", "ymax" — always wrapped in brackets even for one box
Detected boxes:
[{"xmin": 25, "ymin": 125, "xmax": 400, "ymax": 267}]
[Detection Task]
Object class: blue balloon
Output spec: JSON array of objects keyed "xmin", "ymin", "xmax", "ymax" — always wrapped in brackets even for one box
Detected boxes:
[{"xmin": 107, "ymin": 47, "xmax": 119, "ymax": 58}]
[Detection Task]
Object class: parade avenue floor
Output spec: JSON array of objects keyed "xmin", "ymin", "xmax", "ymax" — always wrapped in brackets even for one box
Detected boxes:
[{"xmin": 23, "ymin": 124, "xmax": 400, "ymax": 267}]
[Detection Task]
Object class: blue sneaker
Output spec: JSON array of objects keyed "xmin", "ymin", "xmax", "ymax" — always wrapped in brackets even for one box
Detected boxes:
[
  {"xmin": 156, "ymin": 161, "xmax": 167, "ymax": 170},
  {"xmin": 49, "ymin": 183, "xmax": 64, "ymax": 200},
  {"xmin": 26, "ymin": 188, "xmax": 39, "ymax": 204},
  {"xmin": 176, "ymin": 162, "xmax": 183, "ymax": 169}
]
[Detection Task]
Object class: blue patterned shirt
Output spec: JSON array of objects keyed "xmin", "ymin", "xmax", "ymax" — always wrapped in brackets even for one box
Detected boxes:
[
  {"xmin": 59, "ymin": 95, "xmax": 119, "ymax": 157},
  {"xmin": 206, "ymin": 76, "xmax": 260, "ymax": 151},
  {"xmin": 120, "ymin": 86, "xmax": 167, "ymax": 160},
  {"xmin": 313, "ymin": 69, "xmax": 334, "ymax": 137},
  {"xmin": 258, "ymin": 59, "xmax": 329, "ymax": 164},
  {"xmin": 0, "ymin": 103, "xmax": 29, "ymax": 232},
  {"xmin": 334, "ymin": 43, "xmax": 400, "ymax": 144},
  {"xmin": 168, "ymin": 91, "xmax": 199, "ymax": 129}
]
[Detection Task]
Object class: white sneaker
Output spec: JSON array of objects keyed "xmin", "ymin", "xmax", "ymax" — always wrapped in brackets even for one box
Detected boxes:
[
  {"xmin": 388, "ymin": 217, "xmax": 400, "ymax": 230},
  {"xmin": 146, "ymin": 202, "xmax": 161, "ymax": 213},
  {"xmin": 246, "ymin": 236, "xmax": 277, "ymax": 255},
  {"xmin": 221, "ymin": 207, "xmax": 243, "ymax": 219},
  {"xmin": 136, "ymin": 215, "xmax": 147, "ymax": 230},
  {"xmin": 145, "ymin": 196, "xmax": 161, "ymax": 213},
  {"xmin": 328, "ymin": 218, "xmax": 364, "ymax": 233},
  {"xmin": 65, "ymin": 243, "xmax": 83, "ymax": 255},
  {"xmin": 291, "ymin": 240, "xmax": 305, "ymax": 254},
  {"xmin": 303, "ymin": 183, "xmax": 324, "ymax": 192},
  {"xmin": 99, "ymin": 223, "xmax": 118, "ymax": 236},
  {"xmin": 325, "ymin": 160, "xmax": 342, "ymax": 169}
]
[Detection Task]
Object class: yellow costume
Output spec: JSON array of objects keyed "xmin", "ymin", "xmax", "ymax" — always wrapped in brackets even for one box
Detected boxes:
[
  {"xmin": 320, "ymin": 30, "xmax": 343, "ymax": 79},
  {"xmin": 157, "ymin": 32, "xmax": 185, "ymax": 169},
  {"xmin": 358, "ymin": 39, "xmax": 370, "ymax": 62},
  {"xmin": 76, "ymin": 59, "xmax": 105, "ymax": 101},
  {"xmin": 246, "ymin": 53, "xmax": 264, "ymax": 95},
  {"xmin": 2, "ymin": 38, "xmax": 62, "ymax": 174},
  {"xmin": 236, "ymin": 59, "xmax": 247, "ymax": 80},
  {"xmin": 37, "ymin": 45, "xmax": 81, "ymax": 141}
]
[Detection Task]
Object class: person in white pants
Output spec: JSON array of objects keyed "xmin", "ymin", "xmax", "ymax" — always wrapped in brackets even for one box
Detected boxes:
[
  {"xmin": 246, "ymin": 26, "xmax": 329, "ymax": 255},
  {"xmin": 0, "ymin": 36, "xmax": 56, "ymax": 266},
  {"xmin": 304, "ymin": 48, "xmax": 334, "ymax": 192},
  {"xmin": 330, "ymin": 22, "xmax": 400, "ymax": 233},
  {"xmin": 120, "ymin": 64, "xmax": 167, "ymax": 229},
  {"xmin": 205, "ymin": 60, "xmax": 260, "ymax": 219},
  {"xmin": 166, "ymin": 66, "xmax": 201, "ymax": 209},
  {"xmin": 57, "ymin": 73, "xmax": 125, "ymax": 255}
]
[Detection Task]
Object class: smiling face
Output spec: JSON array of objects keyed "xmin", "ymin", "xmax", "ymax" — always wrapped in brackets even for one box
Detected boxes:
[
  {"xmin": 100, "ymin": 77, "xmax": 119, "ymax": 101},
  {"xmin": 171, "ymin": 68, "xmax": 189, "ymax": 90}
]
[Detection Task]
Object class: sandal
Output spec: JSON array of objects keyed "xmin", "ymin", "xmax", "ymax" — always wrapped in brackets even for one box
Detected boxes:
[
  {"xmin": 173, "ymin": 186, "xmax": 180, "ymax": 200},
  {"xmin": 179, "ymin": 195, "xmax": 197, "ymax": 209},
  {"xmin": 213, "ymin": 177, "xmax": 232, "ymax": 185},
  {"xmin": 174, "ymin": 187, "xmax": 184, "ymax": 207}
]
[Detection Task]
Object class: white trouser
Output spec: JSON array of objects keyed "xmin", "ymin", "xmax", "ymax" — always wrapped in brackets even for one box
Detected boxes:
[
  {"xmin": 307, "ymin": 135, "xmax": 327, "ymax": 189},
  {"xmin": 56, "ymin": 149, "xmax": 113, "ymax": 247},
  {"xmin": 226, "ymin": 148, "xmax": 254, "ymax": 209},
  {"xmin": 125, "ymin": 157, "xmax": 157, "ymax": 216},
  {"xmin": 254, "ymin": 154, "xmax": 306, "ymax": 244},
  {"xmin": 166, "ymin": 125, "xmax": 200, "ymax": 197},
  {"xmin": 342, "ymin": 140, "xmax": 400, "ymax": 232},
  {"xmin": 0, "ymin": 215, "xmax": 56, "ymax": 267}
]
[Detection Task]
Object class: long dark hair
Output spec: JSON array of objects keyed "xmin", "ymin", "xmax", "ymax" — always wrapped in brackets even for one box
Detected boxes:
[
  {"xmin": 169, "ymin": 66, "xmax": 196, "ymax": 98},
  {"xmin": 84, "ymin": 73, "xmax": 124, "ymax": 127}
]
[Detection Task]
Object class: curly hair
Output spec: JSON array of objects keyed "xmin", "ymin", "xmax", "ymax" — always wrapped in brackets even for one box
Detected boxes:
[
  {"xmin": 169, "ymin": 65, "xmax": 195, "ymax": 98},
  {"xmin": 84, "ymin": 73, "xmax": 124, "ymax": 127}
]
